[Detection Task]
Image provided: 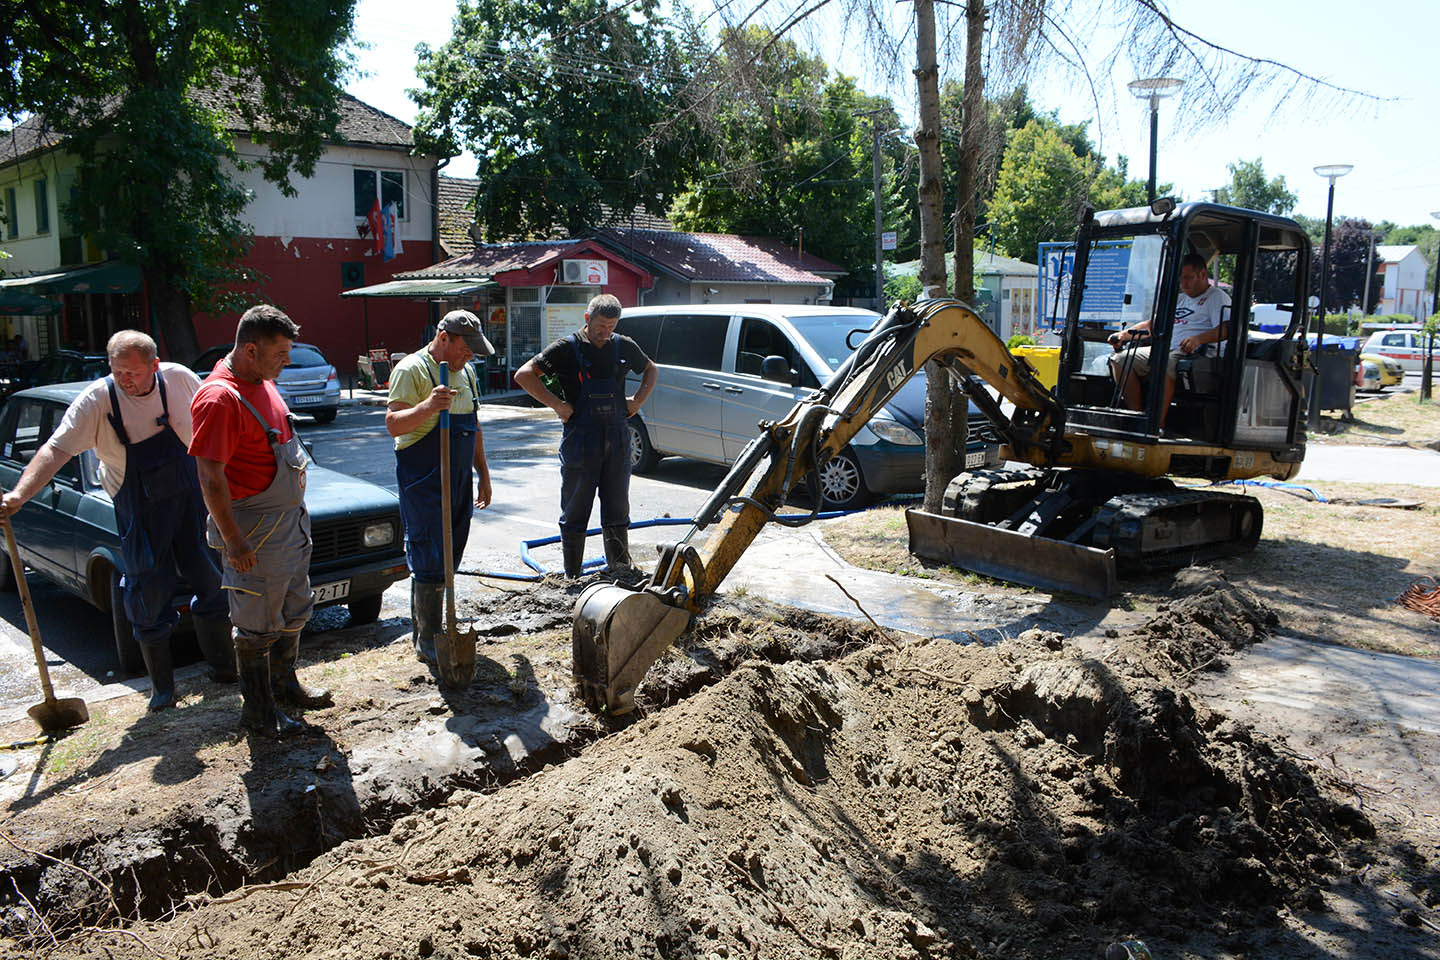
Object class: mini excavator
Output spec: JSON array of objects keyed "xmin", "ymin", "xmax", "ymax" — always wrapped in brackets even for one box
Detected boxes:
[{"xmin": 574, "ymin": 200, "xmax": 1315, "ymax": 714}]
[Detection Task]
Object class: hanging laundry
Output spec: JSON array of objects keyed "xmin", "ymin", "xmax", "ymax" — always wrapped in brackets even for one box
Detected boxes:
[{"xmin": 368, "ymin": 197, "xmax": 384, "ymax": 255}]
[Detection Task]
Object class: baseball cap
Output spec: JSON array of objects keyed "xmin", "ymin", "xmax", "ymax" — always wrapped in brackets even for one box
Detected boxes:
[{"xmin": 438, "ymin": 309, "xmax": 495, "ymax": 356}]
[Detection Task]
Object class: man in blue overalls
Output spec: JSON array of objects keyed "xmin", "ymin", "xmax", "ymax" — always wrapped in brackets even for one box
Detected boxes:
[
  {"xmin": 386, "ymin": 310, "xmax": 494, "ymax": 663},
  {"xmin": 0, "ymin": 331, "xmax": 232, "ymax": 710},
  {"xmin": 515, "ymin": 294, "xmax": 657, "ymax": 578}
]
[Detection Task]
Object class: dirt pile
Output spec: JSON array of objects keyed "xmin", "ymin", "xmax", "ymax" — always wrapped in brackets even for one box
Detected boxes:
[{"xmin": 34, "ymin": 569, "xmax": 1379, "ymax": 960}]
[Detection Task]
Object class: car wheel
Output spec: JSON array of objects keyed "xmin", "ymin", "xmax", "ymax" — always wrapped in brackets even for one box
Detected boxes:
[
  {"xmin": 0, "ymin": 541, "xmax": 16, "ymax": 592},
  {"xmin": 814, "ymin": 447, "xmax": 870, "ymax": 511},
  {"xmin": 628, "ymin": 416, "xmax": 660, "ymax": 474},
  {"xmin": 108, "ymin": 568, "xmax": 142, "ymax": 677},
  {"xmin": 347, "ymin": 594, "xmax": 383, "ymax": 626},
  {"xmin": 310, "ymin": 408, "xmax": 338, "ymax": 425}
]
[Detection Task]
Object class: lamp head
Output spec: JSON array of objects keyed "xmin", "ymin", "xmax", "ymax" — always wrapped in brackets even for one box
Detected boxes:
[
  {"xmin": 1127, "ymin": 77, "xmax": 1183, "ymax": 102},
  {"xmin": 1313, "ymin": 163, "xmax": 1354, "ymax": 182}
]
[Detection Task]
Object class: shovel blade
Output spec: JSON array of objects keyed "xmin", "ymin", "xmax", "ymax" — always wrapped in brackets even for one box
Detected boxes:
[
  {"xmin": 27, "ymin": 696, "xmax": 89, "ymax": 733},
  {"xmin": 436, "ymin": 626, "xmax": 476, "ymax": 689}
]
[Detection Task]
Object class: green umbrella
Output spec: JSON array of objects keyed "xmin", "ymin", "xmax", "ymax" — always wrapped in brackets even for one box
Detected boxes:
[{"xmin": 0, "ymin": 291, "xmax": 60, "ymax": 317}]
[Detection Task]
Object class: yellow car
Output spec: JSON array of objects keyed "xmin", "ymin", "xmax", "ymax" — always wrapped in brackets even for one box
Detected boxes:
[{"xmin": 1359, "ymin": 352, "xmax": 1404, "ymax": 390}]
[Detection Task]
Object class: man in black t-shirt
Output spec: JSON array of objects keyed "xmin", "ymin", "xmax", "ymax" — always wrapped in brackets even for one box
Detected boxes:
[{"xmin": 514, "ymin": 294, "xmax": 658, "ymax": 578}]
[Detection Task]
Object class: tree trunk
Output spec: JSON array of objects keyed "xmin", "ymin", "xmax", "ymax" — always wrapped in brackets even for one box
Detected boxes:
[
  {"xmin": 915, "ymin": 0, "xmax": 956, "ymax": 513},
  {"xmin": 943, "ymin": 0, "xmax": 987, "ymax": 498},
  {"xmin": 146, "ymin": 268, "xmax": 201, "ymax": 364}
]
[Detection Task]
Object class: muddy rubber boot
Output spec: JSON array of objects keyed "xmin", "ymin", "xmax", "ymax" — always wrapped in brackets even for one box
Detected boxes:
[
  {"xmin": 602, "ymin": 526, "xmax": 639, "ymax": 583},
  {"xmin": 412, "ymin": 579, "xmax": 443, "ymax": 664},
  {"xmin": 270, "ymin": 632, "xmax": 333, "ymax": 709},
  {"xmin": 561, "ymin": 533, "xmax": 588, "ymax": 579},
  {"xmin": 138, "ymin": 640, "xmax": 176, "ymax": 711},
  {"xmin": 193, "ymin": 617, "xmax": 237, "ymax": 683},
  {"xmin": 237, "ymin": 646, "xmax": 304, "ymax": 740}
]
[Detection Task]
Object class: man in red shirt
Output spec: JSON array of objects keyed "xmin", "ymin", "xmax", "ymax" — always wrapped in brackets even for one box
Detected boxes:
[{"xmin": 191, "ymin": 305, "xmax": 330, "ymax": 739}]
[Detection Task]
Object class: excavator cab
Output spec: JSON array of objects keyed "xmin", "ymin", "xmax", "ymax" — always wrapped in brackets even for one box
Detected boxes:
[{"xmin": 1053, "ymin": 201, "xmax": 1312, "ymax": 467}]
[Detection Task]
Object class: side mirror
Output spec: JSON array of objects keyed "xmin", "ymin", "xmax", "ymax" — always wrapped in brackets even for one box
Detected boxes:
[
  {"xmin": 1149, "ymin": 197, "xmax": 1177, "ymax": 217},
  {"xmin": 761, "ymin": 355, "xmax": 798, "ymax": 386}
]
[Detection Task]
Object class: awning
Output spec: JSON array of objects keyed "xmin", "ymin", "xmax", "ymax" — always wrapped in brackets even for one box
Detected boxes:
[
  {"xmin": 0, "ymin": 261, "xmax": 142, "ymax": 295},
  {"xmin": 340, "ymin": 277, "xmax": 495, "ymax": 299},
  {"xmin": 0, "ymin": 291, "xmax": 61, "ymax": 316}
]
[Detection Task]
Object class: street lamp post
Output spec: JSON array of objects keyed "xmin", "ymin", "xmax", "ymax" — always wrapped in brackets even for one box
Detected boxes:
[
  {"xmin": 1127, "ymin": 77, "xmax": 1184, "ymax": 204},
  {"xmin": 1308, "ymin": 163, "xmax": 1354, "ymax": 430}
]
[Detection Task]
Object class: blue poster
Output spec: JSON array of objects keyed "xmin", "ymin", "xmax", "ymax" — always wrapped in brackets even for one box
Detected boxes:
[{"xmin": 1038, "ymin": 240, "xmax": 1134, "ymax": 331}]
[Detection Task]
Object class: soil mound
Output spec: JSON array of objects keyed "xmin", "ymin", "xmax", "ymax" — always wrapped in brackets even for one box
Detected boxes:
[{"xmin": 43, "ymin": 573, "xmax": 1373, "ymax": 960}]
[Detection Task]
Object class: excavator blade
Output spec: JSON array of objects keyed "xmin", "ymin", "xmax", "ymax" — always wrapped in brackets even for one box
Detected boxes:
[
  {"xmin": 905, "ymin": 508, "xmax": 1118, "ymax": 600},
  {"xmin": 572, "ymin": 582, "xmax": 692, "ymax": 716}
]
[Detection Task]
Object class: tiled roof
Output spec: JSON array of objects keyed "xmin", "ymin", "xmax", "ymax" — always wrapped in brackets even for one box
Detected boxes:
[
  {"xmin": 1, "ymin": 85, "xmax": 414, "ymax": 169},
  {"xmin": 438, "ymin": 175, "xmax": 479, "ymax": 257},
  {"xmin": 596, "ymin": 228, "xmax": 844, "ymax": 284},
  {"xmin": 0, "ymin": 115, "xmax": 65, "ymax": 167},
  {"xmin": 397, "ymin": 240, "xmax": 594, "ymax": 279}
]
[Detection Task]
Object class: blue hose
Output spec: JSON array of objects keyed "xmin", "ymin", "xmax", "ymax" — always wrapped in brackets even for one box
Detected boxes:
[
  {"xmin": 459, "ymin": 499, "xmax": 906, "ymax": 581},
  {"xmin": 1217, "ymin": 478, "xmax": 1328, "ymax": 503}
]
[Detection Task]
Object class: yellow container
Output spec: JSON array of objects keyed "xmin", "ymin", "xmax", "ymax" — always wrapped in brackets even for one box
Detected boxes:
[{"xmin": 1011, "ymin": 345, "xmax": 1061, "ymax": 390}]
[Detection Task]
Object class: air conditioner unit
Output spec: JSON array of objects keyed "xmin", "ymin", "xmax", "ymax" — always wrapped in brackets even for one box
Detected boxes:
[{"xmin": 560, "ymin": 259, "xmax": 608, "ymax": 285}]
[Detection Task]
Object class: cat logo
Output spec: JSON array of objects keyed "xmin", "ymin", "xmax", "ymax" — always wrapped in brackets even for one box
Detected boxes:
[{"xmin": 885, "ymin": 359, "xmax": 910, "ymax": 393}]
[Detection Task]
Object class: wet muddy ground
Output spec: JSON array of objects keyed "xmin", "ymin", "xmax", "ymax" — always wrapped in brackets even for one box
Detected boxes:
[{"xmin": 1, "ymin": 561, "xmax": 1437, "ymax": 959}]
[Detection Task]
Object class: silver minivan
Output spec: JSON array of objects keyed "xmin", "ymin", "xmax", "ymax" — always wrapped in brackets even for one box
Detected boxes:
[{"xmin": 618, "ymin": 304, "xmax": 993, "ymax": 509}]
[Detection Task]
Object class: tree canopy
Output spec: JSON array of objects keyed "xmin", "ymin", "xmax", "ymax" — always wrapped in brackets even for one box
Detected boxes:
[
  {"xmin": 1215, "ymin": 159, "xmax": 1297, "ymax": 215},
  {"xmin": 1, "ymin": 0, "xmax": 358, "ymax": 360},
  {"xmin": 412, "ymin": 0, "xmax": 702, "ymax": 241},
  {"xmin": 668, "ymin": 29, "xmax": 898, "ymax": 282}
]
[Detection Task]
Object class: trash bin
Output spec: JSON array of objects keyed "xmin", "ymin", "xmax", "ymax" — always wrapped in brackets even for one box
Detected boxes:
[
  {"xmin": 1302, "ymin": 336, "xmax": 1358, "ymax": 414},
  {"xmin": 1010, "ymin": 345, "xmax": 1061, "ymax": 390}
]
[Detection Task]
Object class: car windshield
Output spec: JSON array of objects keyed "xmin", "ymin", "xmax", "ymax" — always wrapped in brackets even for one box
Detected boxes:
[
  {"xmin": 288, "ymin": 345, "xmax": 327, "ymax": 368},
  {"xmin": 787, "ymin": 314, "xmax": 884, "ymax": 374}
]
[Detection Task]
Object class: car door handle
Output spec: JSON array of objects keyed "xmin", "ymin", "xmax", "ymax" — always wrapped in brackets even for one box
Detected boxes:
[
  {"xmin": 702, "ymin": 381, "xmax": 722, "ymax": 390},
  {"xmin": 723, "ymin": 386, "xmax": 743, "ymax": 394}
]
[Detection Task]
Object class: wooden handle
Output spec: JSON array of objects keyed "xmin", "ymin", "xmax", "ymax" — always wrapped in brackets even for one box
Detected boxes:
[
  {"xmin": 0, "ymin": 487, "xmax": 57, "ymax": 704},
  {"xmin": 439, "ymin": 411, "xmax": 455, "ymax": 636}
]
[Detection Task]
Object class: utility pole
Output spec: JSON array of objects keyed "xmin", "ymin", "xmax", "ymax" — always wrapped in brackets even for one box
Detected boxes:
[
  {"xmin": 1360, "ymin": 229, "xmax": 1376, "ymax": 316},
  {"xmin": 873, "ymin": 120, "xmax": 885, "ymax": 313}
]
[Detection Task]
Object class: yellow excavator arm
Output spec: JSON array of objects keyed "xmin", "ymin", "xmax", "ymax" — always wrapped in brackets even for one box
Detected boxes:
[{"xmin": 572, "ymin": 299, "xmax": 1060, "ymax": 714}]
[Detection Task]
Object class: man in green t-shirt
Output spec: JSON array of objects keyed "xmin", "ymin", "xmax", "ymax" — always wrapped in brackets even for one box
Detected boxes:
[{"xmin": 385, "ymin": 311, "xmax": 494, "ymax": 663}]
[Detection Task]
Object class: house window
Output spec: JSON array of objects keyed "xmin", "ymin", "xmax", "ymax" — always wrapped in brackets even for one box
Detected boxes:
[
  {"xmin": 353, "ymin": 169, "xmax": 405, "ymax": 219},
  {"xmin": 544, "ymin": 286, "xmax": 597, "ymax": 305},
  {"xmin": 2, "ymin": 187, "xmax": 14, "ymax": 239},
  {"xmin": 33, "ymin": 177, "xmax": 49, "ymax": 234}
]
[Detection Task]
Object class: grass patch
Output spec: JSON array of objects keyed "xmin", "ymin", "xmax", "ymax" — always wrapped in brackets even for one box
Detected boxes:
[{"xmin": 1318, "ymin": 390, "xmax": 1440, "ymax": 446}]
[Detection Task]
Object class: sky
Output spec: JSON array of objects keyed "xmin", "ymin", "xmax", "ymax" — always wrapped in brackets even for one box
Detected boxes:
[{"xmin": 346, "ymin": 0, "xmax": 1440, "ymax": 232}]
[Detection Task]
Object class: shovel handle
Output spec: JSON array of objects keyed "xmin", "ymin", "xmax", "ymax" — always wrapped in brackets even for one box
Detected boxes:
[
  {"xmin": 439, "ymin": 410, "xmax": 455, "ymax": 635},
  {"xmin": 0, "ymin": 486, "xmax": 57, "ymax": 703}
]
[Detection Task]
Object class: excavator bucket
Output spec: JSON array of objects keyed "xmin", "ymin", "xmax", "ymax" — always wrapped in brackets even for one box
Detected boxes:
[
  {"xmin": 905, "ymin": 508, "xmax": 1118, "ymax": 600},
  {"xmin": 572, "ymin": 582, "xmax": 692, "ymax": 716}
]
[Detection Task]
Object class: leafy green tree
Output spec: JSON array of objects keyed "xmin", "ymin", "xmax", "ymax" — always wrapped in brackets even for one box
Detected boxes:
[
  {"xmin": 1, "ymin": 0, "xmax": 358, "ymax": 360},
  {"xmin": 1215, "ymin": 159, "xmax": 1297, "ymax": 215},
  {"xmin": 988, "ymin": 121, "xmax": 1096, "ymax": 261},
  {"xmin": 669, "ymin": 29, "xmax": 891, "ymax": 280},
  {"xmin": 413, "ymin": 0, "xmax": 701, "ymax": 241}
]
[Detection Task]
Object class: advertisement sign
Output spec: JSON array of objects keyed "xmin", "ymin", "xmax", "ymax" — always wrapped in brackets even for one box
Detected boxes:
[
  {"xmin": 881, "ymin": 230, "xmax": 897, "ymax": 251},
  {"xmin": 1037, "ymin": 240, "xmax": 1134, "ymax": 332}
]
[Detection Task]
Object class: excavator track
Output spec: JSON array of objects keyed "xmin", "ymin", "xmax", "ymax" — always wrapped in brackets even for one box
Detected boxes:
[{"xmin": 1091, "ymin": 489, "xmax": 1263, "ymax": 572}]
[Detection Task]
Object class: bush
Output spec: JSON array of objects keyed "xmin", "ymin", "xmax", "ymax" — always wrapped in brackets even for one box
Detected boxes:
[
  {"xmin": 884, "ymin": 273, "xmax": 923, "ymax": 304},
  {"xmin": 1007, "ymin": 334, "xmax": 1037, "ymax": 349}
]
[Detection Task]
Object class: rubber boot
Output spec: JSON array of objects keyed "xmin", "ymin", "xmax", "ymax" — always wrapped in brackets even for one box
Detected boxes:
[
  {"xmin": 138, "ymin": 640, "xmax": 176, "ymax": 711},
  {"xmin": 237, "ymin": 645, "xmax": 304, "ymax": 740},
  {"xmin": 412, "ymin": 579, "xmax": 444, "ymax": 664},
  {"xmin": 602, "ymin": 526, "xmax": 635, "ymax": 580},
  {"xmin": 561, "ymin": 533, "xmax": 588, "ymax": 579},
  {"xmin": 193, "ymin": 617, "xmax": 237, "ymax": 683},
  {"xmin": 270, "ymin": 632, "xmax": 333, "ymax": 709}
]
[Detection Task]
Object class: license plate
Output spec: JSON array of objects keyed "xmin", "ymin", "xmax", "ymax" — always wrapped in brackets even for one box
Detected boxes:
[
  {"xmin": 313, "ymin": 579, "xmax": 351, "ymax": 603},
  {"xmin": 965, "ymin": 450, "xmax": 987, "ymax": 469},
  {"xmin": 292, "ymin": 394, "xmax": 323, "ymax": 406}
]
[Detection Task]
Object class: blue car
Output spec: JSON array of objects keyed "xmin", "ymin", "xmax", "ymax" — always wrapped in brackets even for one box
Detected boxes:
[{"xmin": 0, "ymin": 383, "xmax": 409, "ymax": 674}]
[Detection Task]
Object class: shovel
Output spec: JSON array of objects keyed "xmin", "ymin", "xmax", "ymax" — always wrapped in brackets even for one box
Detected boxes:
[
  {"xmin": 436, "ymin": 408, "xmax": 476, "ymax": 688},
  {"xmin": 0, "ymin": 486, "xmax": 89, "ymax": 732}
]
